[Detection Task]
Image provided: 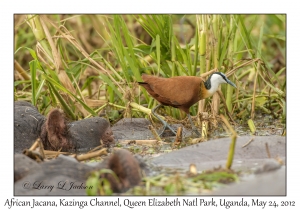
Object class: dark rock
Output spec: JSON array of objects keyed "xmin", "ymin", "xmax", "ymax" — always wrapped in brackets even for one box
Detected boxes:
[
  {"xmin": 68, "ymin": 117, "xmax": 114, "ymax": 152},
  {"xmin": 15, "ymin": 174, "xmax": 89, "ymax": 195},
  {"xmin": 41, "ymin": 155, "xmax": 94, "ymax": 180},
  {"xmin": 112, "ymin": 118, "xmax": 194, "ymax": 140},
  {"xmin": 15, "ymin": 100, "xmax": 37, "ymax": 108},
  {"xmin": 14, "ymin": 101, "xmax": 114, "ymax": 152},
  {"xmin": 112, "ymin": 118, "xmax": 153, "ymax": 140},
  {"xmin": 14, "ymin": 102, "xmax": 45, "ymax": 153},
  {"xmin": 14, "ymin": 149, "xmax": 143, "ymax": 195},
  {"xmin": 14, "ymin": 154, "xmax": 42, "ymax": 182},
  {"xmin": 15, "ymin": 154, "xmax": 95, "ymax": 195}
]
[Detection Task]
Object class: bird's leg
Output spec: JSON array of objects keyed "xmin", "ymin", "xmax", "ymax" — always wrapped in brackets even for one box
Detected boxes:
[
  {"xmin": 152, "ymin": 104, "xmax": 177, "ymax": 136},
  {"xmin": 187, "ymin": 114, "xmax": 201, "ymax": 137}
]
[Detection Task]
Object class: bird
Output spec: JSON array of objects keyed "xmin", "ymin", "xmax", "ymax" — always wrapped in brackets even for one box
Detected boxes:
[{"xmin": 138, "ymin": 72, "xmax": 237, "ymax": 137}]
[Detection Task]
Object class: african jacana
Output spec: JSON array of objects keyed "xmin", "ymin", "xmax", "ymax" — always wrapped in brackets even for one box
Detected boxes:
[{"xmin": 138, "ymin": 72, "xmax": 237, "ymax": 137}]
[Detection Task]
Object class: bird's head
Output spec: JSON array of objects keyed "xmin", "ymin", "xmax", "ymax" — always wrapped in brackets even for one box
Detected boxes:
[
  {"xmin": 210, "ymin": 72, "xmax": 237, "ymax": 88},
  {"xmin": 204, "ymin": 72, "xmax": 237, "ymax": 97}
]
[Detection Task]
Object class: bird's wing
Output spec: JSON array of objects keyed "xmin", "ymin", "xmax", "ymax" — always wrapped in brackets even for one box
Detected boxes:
[{"xmin": 142, "ymin": 76, "xmax": 202, "ymax": 106}]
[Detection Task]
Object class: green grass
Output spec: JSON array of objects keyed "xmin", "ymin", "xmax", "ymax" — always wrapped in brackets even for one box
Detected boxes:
[{"xmin": 14, "ymin": 14, "xmax": 286, "ymax": 129}]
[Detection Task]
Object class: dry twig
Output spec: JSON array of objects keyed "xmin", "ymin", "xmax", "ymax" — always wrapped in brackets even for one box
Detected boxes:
[
  {"xmin": 173, "ymin": 127, "xmax": 183, "ymax": 147},
  {"xmin": 149, "ymin": 125, "xmax": 162, "ymax": 141},
  {"xmin": 265, "ymin": 142, "xmax": 271, "ymax": 158},
  {"xmin": 117, "ymin": 139, "xmax": 158, "ymax": 145},
  {"xmin": 241, "ymin": 138, "xmax": 254, "ymax": 148},
  {"xmin": 75, "ymin": 148, "xmax": 107, "ymax": 161}
]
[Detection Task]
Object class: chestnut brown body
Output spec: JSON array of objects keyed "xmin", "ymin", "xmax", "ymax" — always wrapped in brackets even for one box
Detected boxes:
[{"xmin": 139, "ymin": 74, "xmax": 209, "ymax": 114}]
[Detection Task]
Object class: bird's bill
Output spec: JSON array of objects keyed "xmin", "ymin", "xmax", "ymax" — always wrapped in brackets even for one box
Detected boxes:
[{"xmin": 227, "ymin": 80, "xmax": 237, "ymax": 88}]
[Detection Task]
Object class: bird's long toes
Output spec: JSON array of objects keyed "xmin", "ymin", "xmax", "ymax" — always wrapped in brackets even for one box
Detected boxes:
[
  {"xmin": 164, "ymin": 125, "xmax": 177, "ymax": 136},
  {"xmin": 158, "ymin": 124, "xmax": 177, "ymax": 137},
  {"xmin": 158, "ymin": 129, "xmax": 176, "ymax": 137},
  {"xmin": 158, "ymin": 130, "xmax": 165, "ymax": 137},
  {"xmin": 192, "ymin": 129, "xmax": 201, "ymax": 137},
  {"xmin": 157, "ymin": 124, "xmax": 166, "ymax": 136},
  {"xmin": 170, "ymin": 129, "xmax": 177, "ymax": 136}
]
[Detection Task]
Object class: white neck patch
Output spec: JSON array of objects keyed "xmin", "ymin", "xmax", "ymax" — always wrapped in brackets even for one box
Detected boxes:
[{"xmin": 207, "ymin": 74, "xmax": 227, "ymax": 96}]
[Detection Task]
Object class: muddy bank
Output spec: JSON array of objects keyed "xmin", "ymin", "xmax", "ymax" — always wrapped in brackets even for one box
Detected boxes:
[
  {"xmin": 149, "ymin": 135, "xmax": 286, "ymax": 195},
  {"xmin": 150, "ymin": 136, "xmax": 285, "ymax": 171}
]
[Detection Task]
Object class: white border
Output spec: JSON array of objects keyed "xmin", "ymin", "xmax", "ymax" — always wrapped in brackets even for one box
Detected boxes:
[{"xmin": 1, "ymin": 0, "xmax": 296, "ymax": 209}]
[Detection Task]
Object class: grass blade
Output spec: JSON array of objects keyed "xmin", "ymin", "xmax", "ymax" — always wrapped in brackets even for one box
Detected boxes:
[{"xmin": 29, "ymin": 60, "xmax": 37, "ymax": 105}]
